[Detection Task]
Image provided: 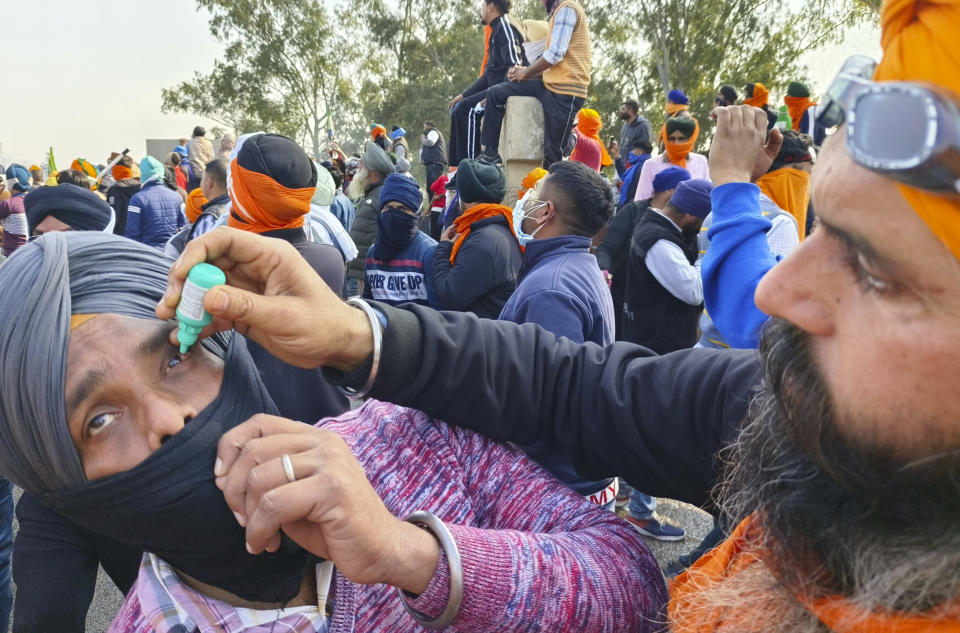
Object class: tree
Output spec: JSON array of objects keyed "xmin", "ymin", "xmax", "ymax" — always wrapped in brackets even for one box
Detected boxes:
[
  {"xmin": 162, "ymin": 0, "xmax": 358, "ymax": 158},
  {"xmin": 586, "ymin": 0, "xmax": 875, "ymax": 148}
]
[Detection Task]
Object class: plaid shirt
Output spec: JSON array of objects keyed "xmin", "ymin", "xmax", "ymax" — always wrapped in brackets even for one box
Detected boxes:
[
  {"xmin": 543, "ymin": 6, "xmax": 577, "ymax": 65},
  {"xmin": 111, "ymin": 554, "xmax": 329, "ymax": 633}
]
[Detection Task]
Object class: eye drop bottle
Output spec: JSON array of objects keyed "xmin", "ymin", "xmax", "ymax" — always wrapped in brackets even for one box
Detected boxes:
[{"xmin": 176, "ymin": 263, "xmax": 227, "ymax": 353}]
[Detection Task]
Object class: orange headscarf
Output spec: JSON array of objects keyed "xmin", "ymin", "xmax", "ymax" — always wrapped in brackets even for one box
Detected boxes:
[
  {"xmin": 576, "ymin": 108, "xmax": 613, "ymax": 167},
  {"xmin": 112, "ymin": 164, "xmax": 133, "ymax": 181},
  {"xmin": 480, "ymin": 24, "xmax": 493, "ymax": 77},
  {"xmin": 660, "ymin": 119, "xmax": 700, "ymax": 169},
  {"xmin": 784, "ymin": 95, "xmax": 817, "ymax": 131},
  {"xmin": 185, "ymin": 187, "xmax": 208, "ymax": 223},
  {"xmin": 874, "ymin": 0, "xmax": 960, "ymax": 259},
  {"xmin": 71, "ymin": 158, "xmax": 97, "ymax": 179},
  {"xmin": 757, "ymin": 167, "xmax": 811, "ymax": 240},
  {"xmin": 518, "ymin": 167, "xmax": 547, "ymax": 199},
  {"xmin": 666, "ymin": 103, "xmax": 689, "ymax": 117},
  {"xmin": 449, "ymin": 203, "xmax": 522, "ymax": 264},
  {"xmin": 670, "ymin": 515, "xmax": 960, "ymax": 633},
  {"xmin": 227, "ymin": 133, "xmax": 315, "ymax": 234},
  {"xmin": 370, "ymin": 124, "xmax": 387, "ymax": 141},
  {"xmin": 744, "ymin": 83, "xmax": 770, "ymax": 108}
]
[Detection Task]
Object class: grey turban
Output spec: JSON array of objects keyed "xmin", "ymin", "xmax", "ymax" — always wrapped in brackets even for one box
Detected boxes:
[{"xmin": 0, "ymin": 232, "xmax": 225, "ymax": 494}]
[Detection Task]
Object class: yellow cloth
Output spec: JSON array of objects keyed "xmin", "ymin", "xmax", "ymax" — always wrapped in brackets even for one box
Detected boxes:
[
  {"xmin": 874, "ymin": 0, "xmax": 960, "ymax": 259},
  {"xmin": 666, "ymin": 103, "xmax": 689, "ymax": 117},
  {"xmin": 576, "ymin": 109, "xmax": 612, "ymax": 167},
  {"xmin": 70, "ymin": 314, "xmax": 100, "ymax": 332},
  {"xmin": 71, "ymin": 159, "xmax": 97, "ymax": 179},
  {"xmin": 756, "ymin": 167, "xmax": 812, "ymax": 240},
  {"xmin": 45, "ymin": 176, "xmax": 58, "ymax": 187},
  {"xmin": 744, "ymin": 83, "xmax": 769, "ymax": 108}
]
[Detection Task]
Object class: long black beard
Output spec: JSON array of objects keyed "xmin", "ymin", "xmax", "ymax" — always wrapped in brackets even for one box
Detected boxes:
[{"xmin": 720, "ymin": 318, "xmax": 960, "ymax": 613}]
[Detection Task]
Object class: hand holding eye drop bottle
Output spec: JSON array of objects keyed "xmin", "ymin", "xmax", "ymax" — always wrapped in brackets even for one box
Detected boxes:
[{"xmin": 176, "ymin": 263, "xmax": 227, "ymax": 353}]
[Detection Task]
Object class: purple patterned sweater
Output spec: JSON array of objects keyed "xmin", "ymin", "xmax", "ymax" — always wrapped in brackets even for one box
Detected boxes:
[{"xmin": 110, "ymin": 401, "xmax": 668, "ymax": 632}]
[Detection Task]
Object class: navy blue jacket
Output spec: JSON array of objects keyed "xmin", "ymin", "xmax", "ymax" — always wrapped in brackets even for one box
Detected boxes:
[
  {"xmin": 125, "ymin": 181, "xmax": 186, "ymax": 248},
  {"xmin": 431, "ymin": 214, "xmax": 522, "ymax": 319},
  {"xmin": 499, "ymin": 235, "xmax": 617, "ymax": 496},
  {"xmin": 363, "ymin": 231, "xmax": 438, "ymax": 307},
  {"xmin": 461, "ymin": 15, "xmax": 527, "ymax": 99}
]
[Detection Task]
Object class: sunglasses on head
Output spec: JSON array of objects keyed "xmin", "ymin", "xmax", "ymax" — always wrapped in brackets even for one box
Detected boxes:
[{"xmin": 818, "ymin": 55, "xmax": 960, "ymax": 195}]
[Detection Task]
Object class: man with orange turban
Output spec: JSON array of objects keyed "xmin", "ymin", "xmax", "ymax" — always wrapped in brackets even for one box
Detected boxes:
[
  {"xmin": 743, "ymin": 82, "xmax": 778, "ymax": 130},
  {"xmin": 633, "ymin": 117, "xmax": 709, "ymax": 201},
  {"xmin": 784, "ymin": 81, "xmax": 827, "ymax": 146},
  {"xmin": 229, "ymin": 132, "xmax": 346, "ymax": 294},
  {"xmin": 103, "ymin": 155, "xmax": 141, "ymax": 236},
  {"xmin": 569, "ymin": 108, "xmax": 612, "ymax": 172},
  {"xmin": 156, "ymin": 1, "xmax": 960, "ymax": 630},
  {"xmin": 28, "ymin": 165, "xmax": 44, "ymax": 189}
]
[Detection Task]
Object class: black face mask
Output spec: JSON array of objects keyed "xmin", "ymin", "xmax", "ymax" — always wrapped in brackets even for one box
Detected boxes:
[
  {"xmin": 41, "ymin": 336, "xmax": 314, "ymax": 604},
  {"xmin": 373, "ymin": 208, "xmax": 420, "ymax": 257}
]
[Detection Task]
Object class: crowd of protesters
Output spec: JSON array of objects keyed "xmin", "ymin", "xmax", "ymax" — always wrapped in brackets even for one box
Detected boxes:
[{"xmin": 0, "ymin": 0, "xmax": 957, "ymax": 631}]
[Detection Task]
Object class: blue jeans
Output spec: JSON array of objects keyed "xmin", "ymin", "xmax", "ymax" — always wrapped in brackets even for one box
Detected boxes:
[
  {"xmin": 618, "ymin": 479, "xmax": 657, "ymax": 520},
  {"xmin": 0, "ymin": 477, "xmax": 13, "ymax": 627}
]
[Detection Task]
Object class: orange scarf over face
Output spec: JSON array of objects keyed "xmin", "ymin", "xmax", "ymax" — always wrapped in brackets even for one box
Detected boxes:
[
  {"xmin": 449, "ymin": 203, "xmax": 522, "ymax": 264},
  {"xmin": 874, "ymin": 0, "xmax": 960, "ymax": 260},
  {"xmin": 185, "ymin": 187, "xmax": 208, "ymax": 223},
  {"xmin": 670, "ymin": 515, "xmax": 960, "ymax": 633},
  {"xmin": 480, "ymin": 24, "xmax": 493, "ymax": 76},
  {"xmin": 757, "ymin": 167, "xmax": 811, "ymax": 240},
  {"xmin": 227, "ymin": 160, "xmax": 314, "ymax": 234},
  {"xmin": 112, "ymin": 165, "xmax": 132, "ymax": 181},
  {"xmin": 660, "ymin": 119, "xmax": 700, "ymax": 169},
  {"xmin": 783, "ymin": 95, "xmax": 816, "ymax": 131},
  {"xmin": 744, "ymin": 83, "xmax": 769, "ymax": 108},
  {"xmin": 576, "ymin": 108, "xmax": 613, "ymax": 167},
  {"xmin": 666, "ymin": 103, "xmax": 689, "ymax": 117}
]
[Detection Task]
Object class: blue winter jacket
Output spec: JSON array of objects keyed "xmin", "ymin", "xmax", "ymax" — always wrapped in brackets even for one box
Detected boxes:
[
  {"xmin": 125, "ymin": 181, "xmax": 187, "ymax": 248},
  {"xmin": 499, "ymin": 234, "xmax": 617, "ymax": 497}
]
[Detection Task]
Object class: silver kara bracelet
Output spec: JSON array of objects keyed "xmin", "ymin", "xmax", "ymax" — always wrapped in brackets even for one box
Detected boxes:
[
  {"xmin": 397, "ymin": 511, "xmax": 464, "ymax": 630},
  {"xmin": 342, "ymin": 297, "xmax": 382, "ymax": 400}
]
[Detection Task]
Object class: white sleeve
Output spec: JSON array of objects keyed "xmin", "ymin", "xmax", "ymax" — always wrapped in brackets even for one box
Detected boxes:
[
  {"xmin": 423, "ymin": 130, "xmax": 440, "ymax": 147},
  {"xmin": 766, "ymin": 214, "xmax": 800, "ymax": 259},
  {"xmin": 645, "ymin": 239, "xmax": 703, "ymax": 305}
]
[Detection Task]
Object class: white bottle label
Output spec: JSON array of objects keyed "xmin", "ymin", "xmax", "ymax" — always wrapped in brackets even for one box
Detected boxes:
[{"xmin": 179, "ymin": 279, "xmax": 208, "ymax": 322}]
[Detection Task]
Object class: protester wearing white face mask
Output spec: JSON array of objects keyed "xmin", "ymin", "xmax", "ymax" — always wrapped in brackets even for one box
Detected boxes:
[{"xmin": 500, "ymin": 160, "xmax": 621, "ymax": 509}]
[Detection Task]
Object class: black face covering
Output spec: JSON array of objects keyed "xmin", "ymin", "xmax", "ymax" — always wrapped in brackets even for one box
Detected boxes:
[
  {"xmin": 372, "ymin": 208, "xmax": 420, "ymax": 258},
  {"xmin": 41, "ymin": 335, "xmax": 314, "ymax": 603}
]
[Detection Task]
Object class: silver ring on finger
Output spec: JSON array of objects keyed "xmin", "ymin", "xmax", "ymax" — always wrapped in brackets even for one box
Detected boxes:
[{"xmin": 281, "ymin": 454, "xmax": 296, "ymax": 483}]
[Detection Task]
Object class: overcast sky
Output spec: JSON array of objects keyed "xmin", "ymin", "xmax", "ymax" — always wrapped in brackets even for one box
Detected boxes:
[{"xmin": 0, "ymin": 1, "xmax": 880, "ymax": 170}]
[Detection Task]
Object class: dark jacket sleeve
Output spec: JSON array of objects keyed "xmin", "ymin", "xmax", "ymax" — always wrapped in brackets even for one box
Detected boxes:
[
  {"xmin": 595, "ymin": 201, "xmax": 640, "ymax": 272},
  {"xmin": 429, "ymin": 238, "xmax": 496, "ymax": 311},
  {"xmin": 328, "ymin": 303, "xmax": 762, "ymax": 509}
]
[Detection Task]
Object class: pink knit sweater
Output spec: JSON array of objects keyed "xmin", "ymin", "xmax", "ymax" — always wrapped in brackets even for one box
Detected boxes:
[{"xmin": 110, "ymin": 400, "xmax": 669, "ymax": 632}]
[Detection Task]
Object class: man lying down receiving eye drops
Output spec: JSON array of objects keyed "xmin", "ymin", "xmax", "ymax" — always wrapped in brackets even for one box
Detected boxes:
[{"xmin": 0, "ymin": 231, "xmax": 667, "ymax": 633}]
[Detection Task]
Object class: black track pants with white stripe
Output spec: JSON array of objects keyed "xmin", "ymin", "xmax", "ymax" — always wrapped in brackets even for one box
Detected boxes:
[{"xmin": 448, "ymin": 91, "xmax": 488, "ymax": 166}]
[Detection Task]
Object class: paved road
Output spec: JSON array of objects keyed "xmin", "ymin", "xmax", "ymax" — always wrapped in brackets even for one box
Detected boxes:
[{"xmin": 10, "ymin": 490, "xmax": 711, "ymax": 632}]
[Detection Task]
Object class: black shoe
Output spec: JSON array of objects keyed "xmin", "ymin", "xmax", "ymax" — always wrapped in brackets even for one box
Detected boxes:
[{"xmin": 477, "ymin": 150, "xmax": 503, "ymax": 166}]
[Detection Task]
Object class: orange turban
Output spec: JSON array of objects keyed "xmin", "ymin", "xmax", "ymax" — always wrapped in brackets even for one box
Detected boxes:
[
  {"xmin": 370, "ymin": 124, "xmax": 387, "ymax": 141},
  {"xmin": 874, "ymin": 0, "xmax": 960, "ymax": 259},
  {"xmin": 227, "ymin": 132, "xmax": 316, "ymax": 234},
  {"xmin": 71, "ymin": 159, "xmax": 97, "ymax": 179},
  {"xmin": 185, "ymin": 188, "xmax": 208, "ymax": 223},
  {"xmin": 744, "ymin": 83, "xmax": 769, "ymax": 108},
  {"xmin": 112, "ymin": 164, "xmax": 132, "ymax": 181},
  {"xmin": 576, "ymin": 109, "xmax": 612, "ymax": 167},
  {"xmin": 783, "ymin": 95, "xmax": 816, "ymax": 131},
  {"xmin": 518, "ymin": 167, "xmax": 547, "ymax": 198}
]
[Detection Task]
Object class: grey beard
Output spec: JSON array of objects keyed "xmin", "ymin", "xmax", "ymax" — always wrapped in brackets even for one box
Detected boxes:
[
  {"xmin": 346, "ymin": 168, "xmax": 370, "ymax": 201},
  {"xmin": 718, "ymin": 318, "xmax": 960, "ymax": 617}
]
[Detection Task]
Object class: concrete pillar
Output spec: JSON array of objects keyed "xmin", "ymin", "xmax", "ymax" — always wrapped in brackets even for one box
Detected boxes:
[{"xmin": 498, "ymin": 96, "xmax": 544, "ymax": 207}]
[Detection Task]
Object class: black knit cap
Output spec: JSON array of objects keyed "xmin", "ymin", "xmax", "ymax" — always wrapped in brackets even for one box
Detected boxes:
[
  {"xmin": 24, "ymin": 184, "xmax": 113, "ymax": 232},
  {"xmin": 455, "ymin": 158, "xmax": 506, "ymax": 204}
]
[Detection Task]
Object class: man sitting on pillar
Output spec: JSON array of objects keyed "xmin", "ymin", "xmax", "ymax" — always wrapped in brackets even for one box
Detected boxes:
[
  {"xmin": 477, "ymin": 0, "xmax": 592, "ymax": 169},
  {"xmin": 448, "ymin": 0, "xmax": 527, "ymax": 167}
]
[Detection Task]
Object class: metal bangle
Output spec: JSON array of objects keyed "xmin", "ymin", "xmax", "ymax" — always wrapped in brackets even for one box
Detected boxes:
[
  {"xmin": 341, "ymin": 298, "xmax": 382, "ymax": 400},
  {"xmin": 397, "ymin": 511, "xmax": 464, "ymax": 630}
]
